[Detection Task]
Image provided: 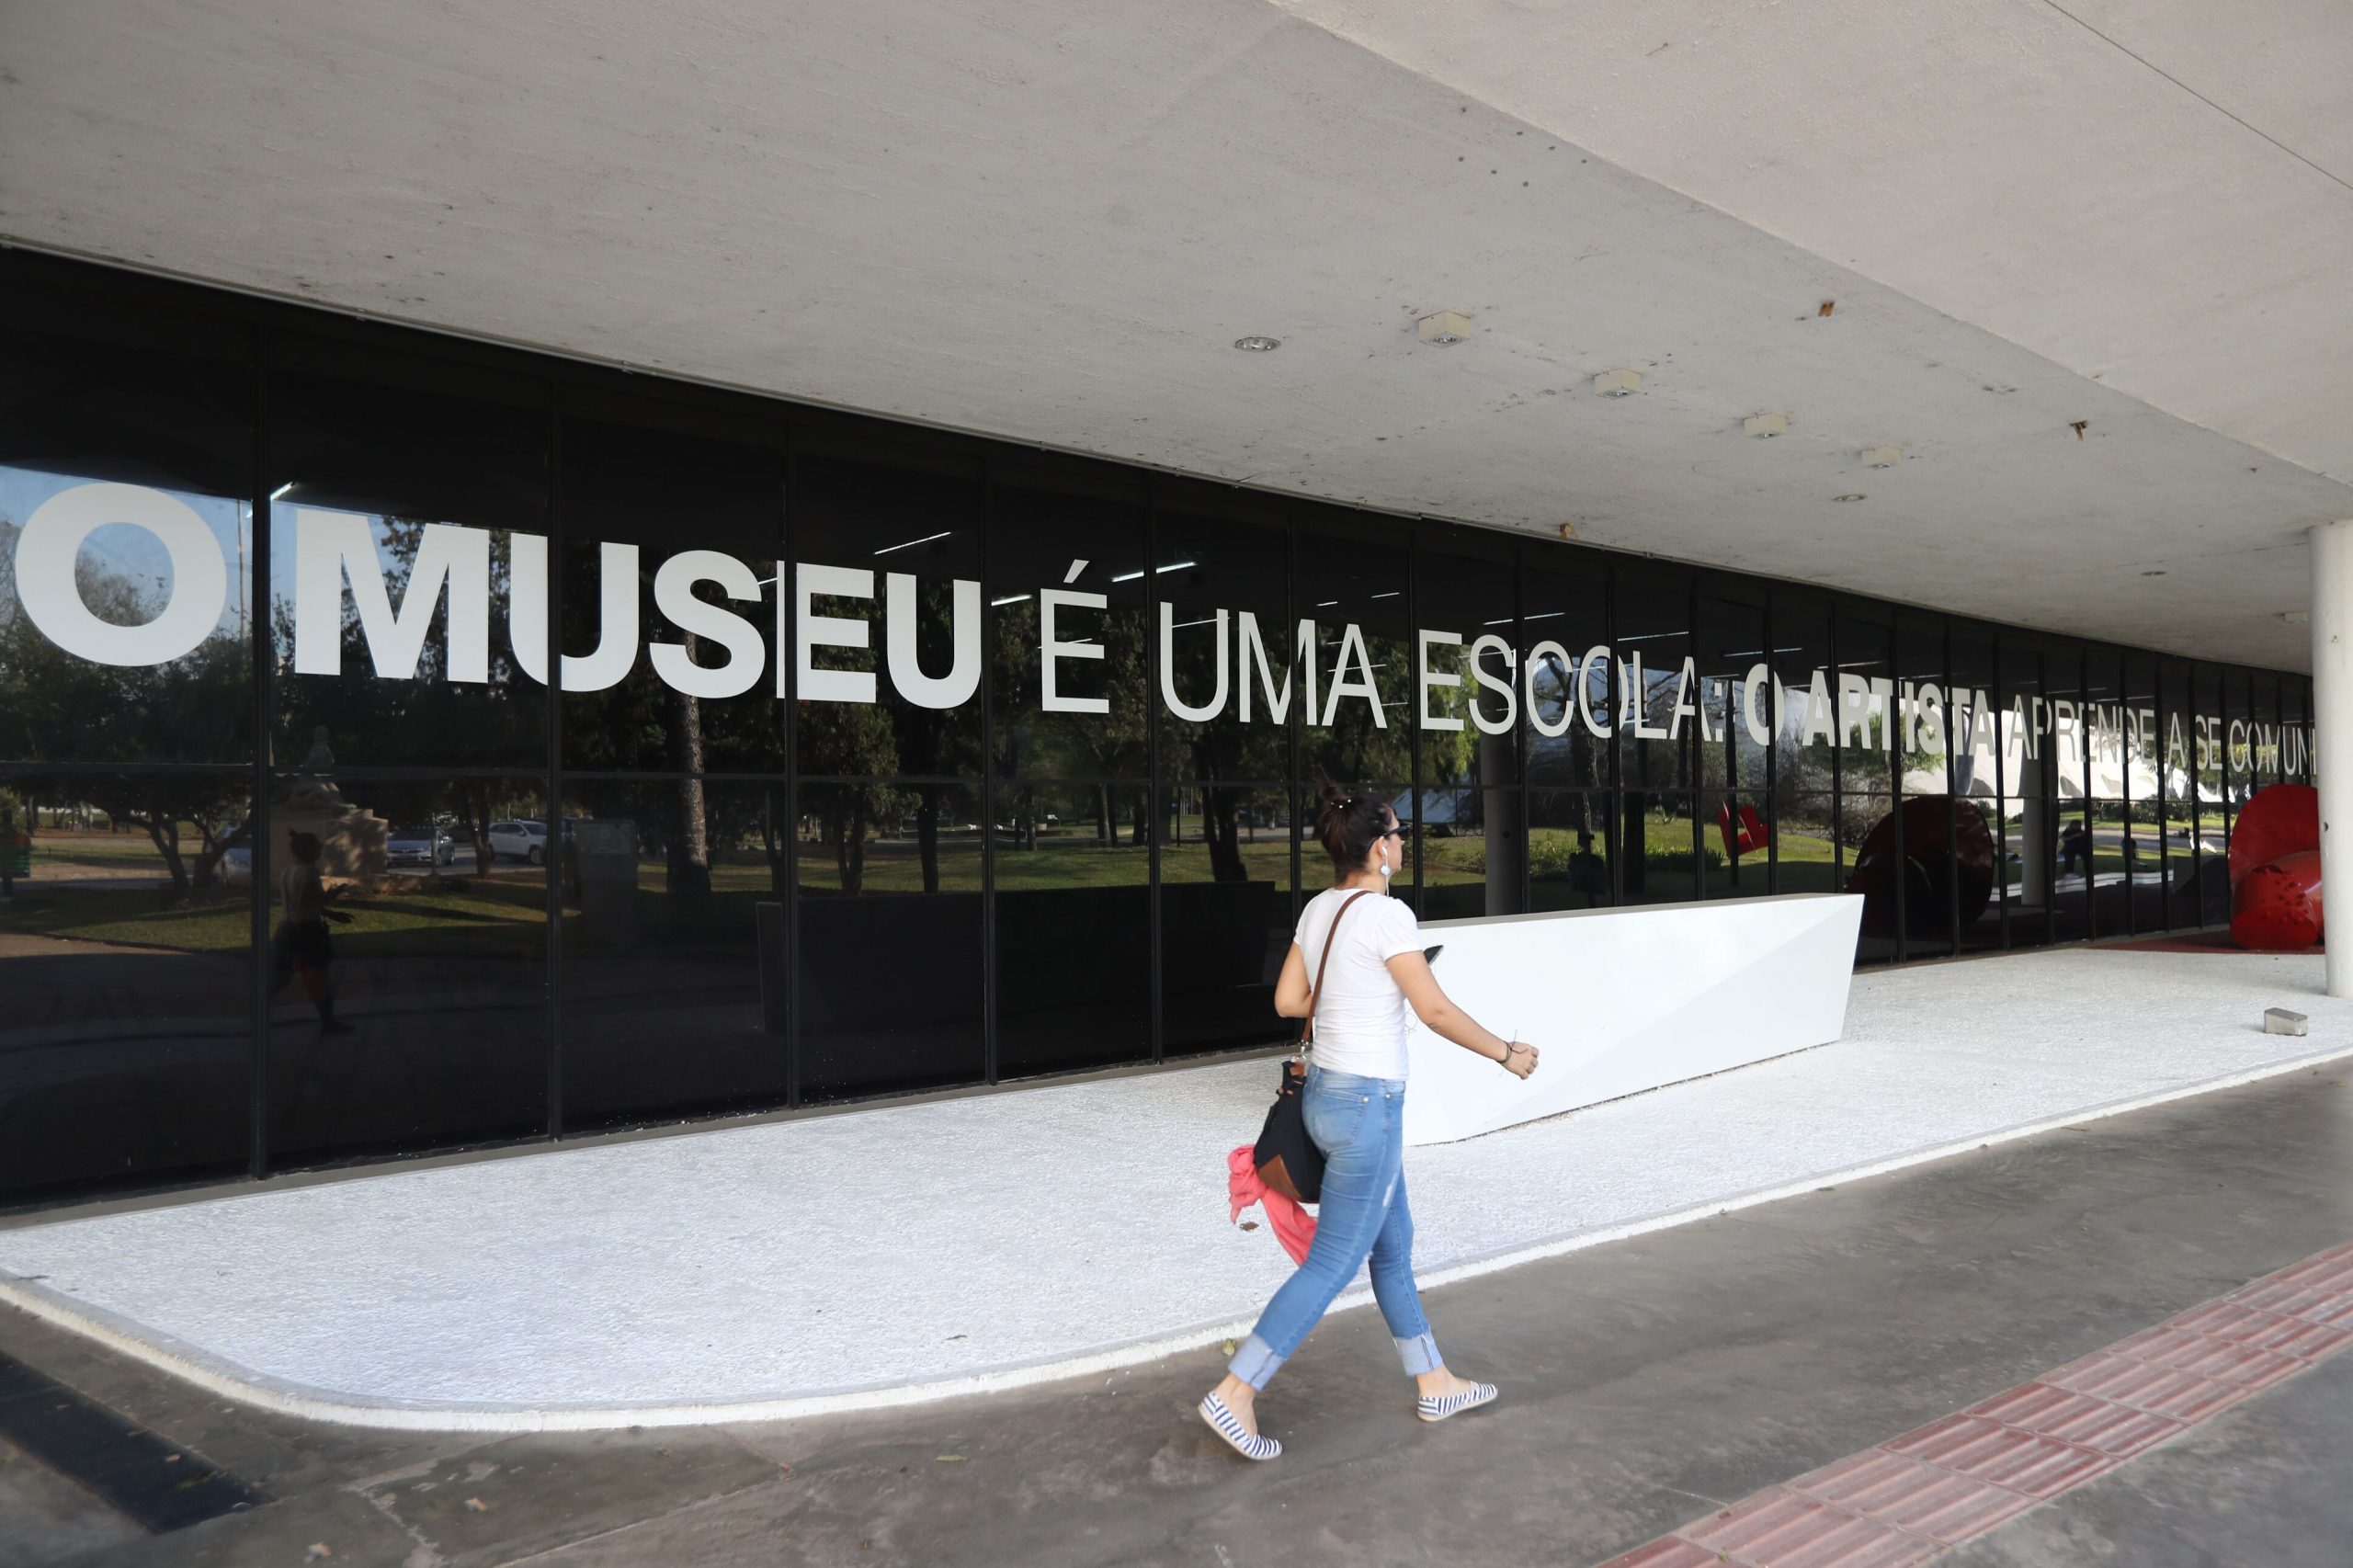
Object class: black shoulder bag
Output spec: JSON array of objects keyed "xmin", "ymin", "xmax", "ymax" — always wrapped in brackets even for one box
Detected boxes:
[{"xmin": 1253, "ymin": 890, "xmax": 1371, "ymax": 1205}]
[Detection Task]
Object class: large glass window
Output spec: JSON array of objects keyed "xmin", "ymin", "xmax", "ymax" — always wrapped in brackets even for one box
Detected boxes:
[
  {"xmin": 1296, "ymin": 519, "xmax": 1412, "ymax": 908},
  {"xmin": 0, "ymin": 282, "xmax": 259, "ymax": 1201},
  {"xmin": 988, "ymin": 457, "xmax": 1152, "ymax": 1075},
  {"xmin": 1415, "ymin": 533, "xmax": 1520, "ymax": 921},
  {"xmin": 559, "ymin": 778, "xmax": 791, "ymax": 1131},
  {"xmin": 0, "ymin": 770, "xmax": 254, "ymax": 1201},
  {"xmin": 265, "ymin": 776, "xmax": 550, "ymax": 1168},
  {"xmin": 1949, "ymin": 626, "xmax": 2004, "ymax": 954},
  {"xmin": 793, "ymin": 780, "xmax": 983, "ymax": 1100},
  {"xmin": 261, "ymin": 343, "xmax": 554, "ymax": 1166},
  {"xmin": 1154, "ymin": 483, "xmax": 1295, "ymax": 1057},
  {"xmin": 8, "ymin": 250, "xmax": 2339, "ymax": 1209},
  {"xmin": 267, "ymin": 340, "xmax": 550, "ymax": 774},
  {"xmin": 1699, "ymin": 590, "xmax": 1770, "ymax": 901},
  {"xmin": 557, "ymin": 397, "xmax": 787, "ymax": 776}
]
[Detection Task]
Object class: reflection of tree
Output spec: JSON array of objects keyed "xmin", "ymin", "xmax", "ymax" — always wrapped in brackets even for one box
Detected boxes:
[
  {"xmin": 798, "ymin": 692, "xmax": 904, "ymax": 897},
  {"xmin": 0, "ymin": 536, "xmax": 251, "ymax": 898}
]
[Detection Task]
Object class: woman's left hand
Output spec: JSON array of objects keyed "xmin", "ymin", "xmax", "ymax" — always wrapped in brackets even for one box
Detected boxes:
[{"xmin": 1501, "ymin": 1041, "xmax": 1539, "ymax": 1079}]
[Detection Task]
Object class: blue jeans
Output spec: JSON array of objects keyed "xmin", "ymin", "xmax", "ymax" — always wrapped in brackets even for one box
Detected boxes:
[{"xmin": 1228, "ymin": 1067, "xmax": 1441, "ymax": 1389}]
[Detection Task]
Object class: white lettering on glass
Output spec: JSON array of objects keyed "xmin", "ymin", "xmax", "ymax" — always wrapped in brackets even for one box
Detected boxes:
[
  {"xmin": 1525, "ymin": 641, "xmax": 1574, "ymax": 739},
  {"xmin": 795, "ymin": 562, "xmax": 876, "ymax": 704},
  {"xmin": 1160, "ymin": 603, "xmax": 1229, "ymax": 722},
  {"xmin": 885, "ymin": 573, "xmax": 980, "ymax": 710},
  {"xmin": 1323, "ymin": 622, "xmax": 1385, "ymax": 729},
  {"xmin": 650, "ymin": 550, "xmax": 765, "ymax": 699},
  {"xmin": 1039, "ymin": 585, "xmax": 1108, "ymax": 714},
  {"xmin": 1741, "ymin": 663, "xmax": 1772, "ymax": 745},
  {"xmin": 1417, "ymin": 628, "xmax": 1463, "ymax": 733},
  {"xmin": 1468, "ymin": 633, "xmax": 1517, "ymax": 735},
  {"xmin": 507, "ymin": 534, "xmax": 641, "ymax": 692},
  {"xmin": 294, "ymin": 508, "xmax": 488, "ymax": 682},
  {"xmin": 16, "ymin": 481, "xmax": 227, "ymax": 667}
]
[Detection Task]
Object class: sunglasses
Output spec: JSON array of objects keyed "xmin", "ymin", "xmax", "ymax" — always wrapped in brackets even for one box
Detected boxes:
[{"xmin": 1375, "ymin": 821, "xmax": 1410, "ymax": 840}]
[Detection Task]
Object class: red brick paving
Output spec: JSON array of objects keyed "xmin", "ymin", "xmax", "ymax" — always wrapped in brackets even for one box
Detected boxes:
[{"xmin": 1591, "ymin": 1237, "xmax": 2353, "ymax": 1567}]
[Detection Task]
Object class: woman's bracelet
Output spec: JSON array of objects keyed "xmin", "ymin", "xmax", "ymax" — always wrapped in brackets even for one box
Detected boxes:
[{"xmin": 1497, "ymin": 1041, "xmax": 1517, "ymax": 1067}]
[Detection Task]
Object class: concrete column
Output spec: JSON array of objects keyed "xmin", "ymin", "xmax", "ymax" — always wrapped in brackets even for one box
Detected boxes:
[
  {"xmin": 2019, "ymin": 796, "xmax": 2048, "ymax": 906},
  {"xmin": 2314, "ymin": 522, "xmax": 2353, "ymax": 995}
]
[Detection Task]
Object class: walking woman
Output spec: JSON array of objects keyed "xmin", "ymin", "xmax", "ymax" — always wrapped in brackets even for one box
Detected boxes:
[{"xmin": 1199, "ymin": 783, "xmax": 1540, "ymax": 1461}]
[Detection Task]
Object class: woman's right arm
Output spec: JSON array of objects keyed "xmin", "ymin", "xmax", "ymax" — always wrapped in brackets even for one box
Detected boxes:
[
  {"xmin": 1384, "ymin": 951, "xmax": 1540, "ymax": 1079},
  {"xmin": 1272, "ymin": 943, "xmax": 1312, "ymax": 1019}
]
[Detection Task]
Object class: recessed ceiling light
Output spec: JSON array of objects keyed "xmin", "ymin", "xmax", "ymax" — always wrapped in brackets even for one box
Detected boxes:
[
  {"xmin": 1744, "ymin": 413, "xmax": 1790, "ymax": 438},
  {"xmin": 1233, "ymin": 335, "xmax": 1280, "ymax": 352},
  {"xmin": 1833, "ymin": 494, "xmax": 1866, "ymax": 503}
]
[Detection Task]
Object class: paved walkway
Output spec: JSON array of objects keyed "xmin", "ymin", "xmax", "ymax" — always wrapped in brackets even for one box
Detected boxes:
[
  {"xmin": 0, "ymin": 948, "xmax": 2346, "ymax": 1429},
  {"xmin": 7, "ymin": 1062, "xmax": 2351, "ymax": 1567}
]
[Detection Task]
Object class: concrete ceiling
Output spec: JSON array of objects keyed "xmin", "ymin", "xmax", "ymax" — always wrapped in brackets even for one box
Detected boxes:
[{"xmin": 2, "ymin": 0, "xmax": 2347, "ymax": 670}]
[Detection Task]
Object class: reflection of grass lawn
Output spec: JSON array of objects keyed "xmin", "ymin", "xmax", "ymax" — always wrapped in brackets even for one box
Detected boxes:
[
  {"xmin": 28, "ymin": 833, "xmax": 199, "ymax": 872},
  {"xmin": 0, "ymin": 876, "xmax": 548, "ymax": 955}
]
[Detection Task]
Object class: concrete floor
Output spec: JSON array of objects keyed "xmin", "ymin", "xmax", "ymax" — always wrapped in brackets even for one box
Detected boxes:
[
  {"xmin": 5, "ymin": 1063, "xmax": 2350, "ymax": 1567},
  {"xmin": 3, "ymin": 947, "xmax": 2345, "ymax": 1426}
]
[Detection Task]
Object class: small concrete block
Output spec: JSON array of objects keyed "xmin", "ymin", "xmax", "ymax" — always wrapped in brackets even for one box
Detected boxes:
[{"xmin": 2264, "ymin": 1008, "xmax": 2309, "ymax": 1036}]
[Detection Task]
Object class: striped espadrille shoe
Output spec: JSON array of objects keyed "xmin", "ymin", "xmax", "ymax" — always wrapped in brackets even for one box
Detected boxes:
[
  {"xmin": 1416, "ymin": 1381, "xmax": 1498, "ymax": 1423},
  {"xmin": 1199, "ymin": 1393, "xmax": 1281, "ymax": 1460}
]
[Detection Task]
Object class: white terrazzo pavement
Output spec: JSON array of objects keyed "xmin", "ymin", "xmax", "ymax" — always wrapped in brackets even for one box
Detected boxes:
[{"xmin": 2, "ymin": 947, "xmax": 2348, "ymax": 1430}]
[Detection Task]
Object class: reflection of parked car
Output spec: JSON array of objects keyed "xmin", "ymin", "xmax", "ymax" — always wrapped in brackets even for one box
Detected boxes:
[
  {"xmin": 217, "ymin": 832, "xmax": 253, "ymax": 886},
  {"xmin": 387, "ymin": 824, "xmax": 456, "ymax": 869},
  {"xmin": 487, "ymin": 819, "xmax": 550, "ymax": 865}
]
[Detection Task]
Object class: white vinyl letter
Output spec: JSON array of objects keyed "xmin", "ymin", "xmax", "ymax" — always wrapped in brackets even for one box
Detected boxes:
[
  {"xmin": 17, "ymin": 481, "xmax": 227, "ymax": 667},
  {"xmin": 1236, "ymin": 611, "xmax": 1296, "ymax": 724},
  {"xmin": 1417, "ymin": 628, "xmax": 1464, "ymax": 732},
  {"xmin": 885, "ymin": 573, "xmax": 980, "ymax": 710},
  {"xmin": 650, "ymin": 550, "xmax": 765, "ymax": 699},
  {"xmin": 1577, "ymin": 644, "xmax": 1613, "ymax": 737},
  {"xmin": 796, "ymin": 562, "xmax": 877, "ymax": 704},
  {"xmin": 1526, "ymin": 641, "xmax": 1574, "ymax": 739},
  {"xmin": 1742, "ymin": 664, "xmax": 1772, "ymax": 745},
  {"xmin": 1323, "ymin": 622, "xmax": 1386, "ymax": 729},
  {"xmin": 1469, "ymin": 633, "xmax": 1518, "ymax": 735},
  {"xmin": 1160, "ymin": 603, "xmax": 1230, "ymax": 722},
  {"xmin": 507, "ymin": 533, "xmax": 641, "ymax": 692},
  {"xmin": 1040, "ymin": 586, "xmax": 1108, "ymax": 713},
  {"xmin": 294, "ymin": 508, "xmax": 489, "ymax": 681}
]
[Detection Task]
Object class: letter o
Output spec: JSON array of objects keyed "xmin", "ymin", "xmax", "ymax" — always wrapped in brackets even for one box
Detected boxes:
[
  {"xmin": 15, "ymin": 482, "xmax": 228, "ymax": 667},
  {"xmin": 1524, "ymin": 640, "xmax": 1574, "ymax": 738}
]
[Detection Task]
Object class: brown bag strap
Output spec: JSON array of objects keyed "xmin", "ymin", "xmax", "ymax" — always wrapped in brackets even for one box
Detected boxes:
[{"xmin": 1297, "ymin": 890, "xmax": 1374, "ymax": 1051}]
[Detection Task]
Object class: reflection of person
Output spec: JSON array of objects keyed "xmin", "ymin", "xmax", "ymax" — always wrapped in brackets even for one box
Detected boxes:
[
  {"xmin": 270, "ymin": 832, "xmax": 352, "ymax": 1033},
  {"xmin": 2058, "ymin": 821, "xmax": 2091, "ymax": 877},
  {"xmin": 1567, "ymin": 829, "xmax": 1608, "ymax": 905},
  {"xmin": 1199, "ymin": 783, "xmax": 1539, "ymax": 1462}
]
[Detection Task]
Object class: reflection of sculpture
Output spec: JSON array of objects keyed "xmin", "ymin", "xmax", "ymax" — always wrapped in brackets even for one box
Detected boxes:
[
  {"xmin": 278, "ymin": 726, "xmax": 387, "ymax": 883},
  {"xmin": 281, "ymin": 726, "xmax": 347, "ymax": 812},
  {"xmin": 2230, "ymin": 785, "xmax": 2321, "ymax": 950},
  {"xmin": 1847, "ymin": 796, "xmax": 1995, "ymax": 939}
]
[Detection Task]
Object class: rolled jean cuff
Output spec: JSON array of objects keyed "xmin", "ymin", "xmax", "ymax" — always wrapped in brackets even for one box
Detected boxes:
[
  {"xmin": 1394, "ymin": 1332, "xmax": 1442, "ymax": 1377},
  {"xmin": 1228, "ymin": 1334, "xmax": 1287, "ymax": 1391}
]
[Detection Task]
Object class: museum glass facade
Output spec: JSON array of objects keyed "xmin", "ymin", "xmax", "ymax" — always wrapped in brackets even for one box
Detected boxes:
[{"xmin": 0, "ymin": 254, "xmax": 2316, "ymax": 1208}]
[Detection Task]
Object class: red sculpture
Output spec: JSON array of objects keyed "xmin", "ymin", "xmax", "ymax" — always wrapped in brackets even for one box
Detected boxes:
[
  {"xmin": 2230, "ymin": 784, "xmax": 2322, "ymax": 950},
  {"xmin": 1847, "ymin": 796, "xmax": 1995, "ymax": 939},
  {"xmin": 1717, "ymin": 801, "xmax": 1770, "ymax": 859}
]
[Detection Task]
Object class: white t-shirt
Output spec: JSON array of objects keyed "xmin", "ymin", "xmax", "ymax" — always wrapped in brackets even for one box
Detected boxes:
[{"xmin": 1293, "ymin": 885, "xmax": 1425, "ymax": 1081}]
